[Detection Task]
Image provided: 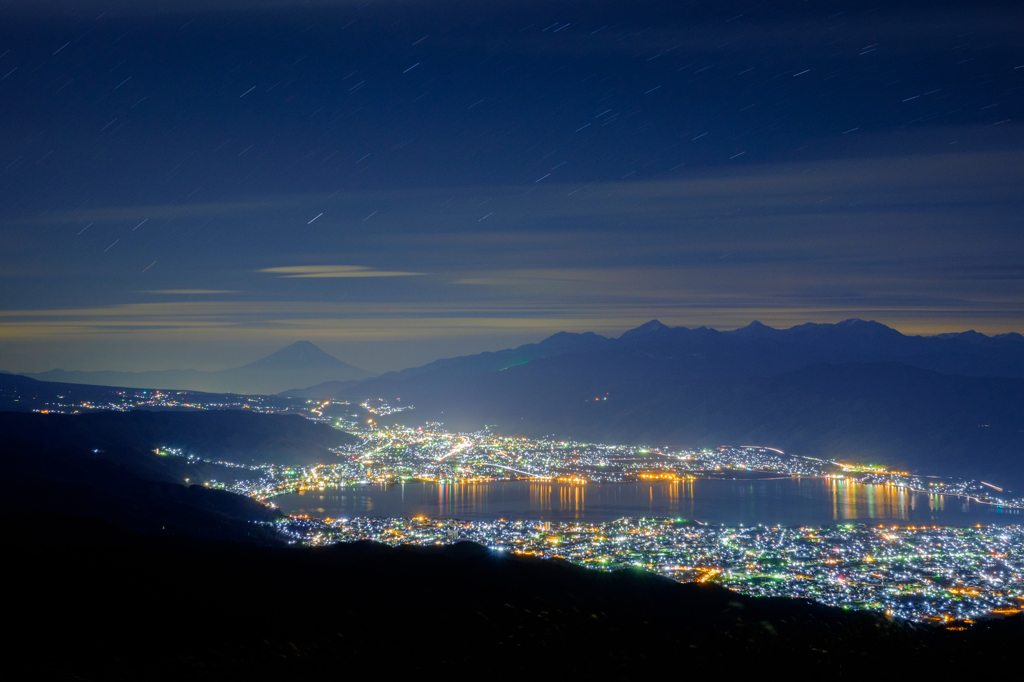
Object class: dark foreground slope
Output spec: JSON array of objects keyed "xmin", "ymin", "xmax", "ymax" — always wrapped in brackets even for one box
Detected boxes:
[
  {"xmin": 0, "ymin": 409, "xmax": 357, "ymax": 467},
  {"xmin": 7, "ymin": 522, "xmax": 1021, "ymax": 679},
  {"xmin": 0, "ymin": 411, "xmax": 355, "ymax": 547},
  {"xmin": 0, "ymin": 424, "xmax": 283, "ymax": 545},
  {"xmin": 0, "ymin": 410, "xmax": 359, "ymax": 545}
]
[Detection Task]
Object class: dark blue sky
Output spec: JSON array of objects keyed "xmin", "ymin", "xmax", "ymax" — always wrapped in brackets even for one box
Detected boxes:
[{"xmin": 1, "ymin": 0, "xmax": 1022, "ymax": 372}]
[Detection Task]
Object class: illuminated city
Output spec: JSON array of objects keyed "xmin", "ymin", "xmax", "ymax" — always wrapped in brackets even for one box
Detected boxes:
[
  {"xmin": 182, "ymin": 411, "xmax": 1024, "ymax": 510},
  {"xmin": 19, "ymin": 389, "xmax": 1024, "ymax": 626},
  {"xmin": 142, "ymin": 412, "xmax": 1024, "ymax": 627},
  {"xmin": 22, "ymin": 386, "xmax": 1024, "ymax": 513},
  {"xmin": 274, "ymin": 516, "xmax": 1024, "ymax": 625}
]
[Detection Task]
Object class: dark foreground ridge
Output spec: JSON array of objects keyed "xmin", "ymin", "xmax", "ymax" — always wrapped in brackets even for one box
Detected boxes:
[
  {"xmin": 0, "ymin": 410, "xmax": 339, "ymax": 546},
  {"xmin": 0, "ymin": 409, "xmax": 357, "ymax": 467},
  {"xmin": 8, "ymin": 518, "xmax": 1021, "ymax": 679}
]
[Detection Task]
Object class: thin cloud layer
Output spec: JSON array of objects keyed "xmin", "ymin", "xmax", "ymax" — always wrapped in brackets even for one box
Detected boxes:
[
  {"xmin": 143, "ymin": 289, "xmax": 240, "ymax": 295},
  {"xmin": 259, "ymin": 265, "xmax": 425, "ymax": 278}
]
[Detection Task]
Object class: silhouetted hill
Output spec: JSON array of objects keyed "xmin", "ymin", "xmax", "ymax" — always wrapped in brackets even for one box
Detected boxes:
[
  {"xmin": 0, "ymin": 403, "xmax": 369, "ymax": 552},
  {"xmin": 0, "ymin": 371, "xmax": 118, "ymax": 412},
  {"xmin": 341, "ymin": 320, "xmax": 1024, "ymax": 403},
  {"xmin": 7, "ymin": 527, "xmax": 1019, "ymax": 678},
  {"xmin": 0, "ymin": 410, "xmax": 362, "ymax": 543},
  {"xmin": 346, "ymin": 328, "xmax": 613, "ymax": 393},
  {"xmin": 0, "ymin": 453, "xmax": 281, "ymax": 544},
  {"xmin": 17, "ymin": 340, "xmax": 374, "ymax": 394},
  {"xmin": 214, "ymin": 340, "xmax": 374, "ymax": 393},
  {"xmin": 326, "ymin": 320, "xmax": 1024, "ymax": 487},
  {"xmin": 0, "ymin": 371, "xmax": 300, "ymax": 413},
  {"xmin": 0, "ymin": 414, "xmax": 286, "ymax": 545},
  {"xmin": 0, "ymin": 409, "xmax": 357, "ymax": 467}
]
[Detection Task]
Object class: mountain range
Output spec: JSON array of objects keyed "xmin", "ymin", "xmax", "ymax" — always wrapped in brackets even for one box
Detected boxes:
[
  {"xmin": 320, "ymin": 319, "xmax": 1024, "ymax": 392},
  {"xmin": 297, "ymin": 319, "xmax": 1024, "ymax": 488},
  {"xmin": 15, "ymin": 340, "xmax": 373, "ymax": 395},
  {"xmin": 6, "ymin": 319, "xmax": 1024, "ymax": 487}
]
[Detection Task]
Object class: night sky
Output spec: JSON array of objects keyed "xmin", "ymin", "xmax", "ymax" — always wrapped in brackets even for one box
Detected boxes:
[{"xmin": 1, "ymin": 0, "xmax": 1022, "ymax": 373}]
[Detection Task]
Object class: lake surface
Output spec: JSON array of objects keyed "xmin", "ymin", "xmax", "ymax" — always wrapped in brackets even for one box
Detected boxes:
[{"xmin": 274, "ymin": 478, "xmax": 1022, "ymax": 526}]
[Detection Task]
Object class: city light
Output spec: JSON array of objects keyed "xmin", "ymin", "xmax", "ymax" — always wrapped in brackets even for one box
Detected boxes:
[{"xmin": 274, "ymin": 516, "xmax": 1024, "ymax": 626}]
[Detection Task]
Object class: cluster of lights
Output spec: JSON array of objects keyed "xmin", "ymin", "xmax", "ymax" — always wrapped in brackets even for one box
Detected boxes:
[
  {"xmin": 360, "ymin": 398, "xmax": 415, "ymax": 416},
  {"xmin": 225, "ymin": 422, "xmax": 1022, "ymax": 510},
  {"xmin": 276, "ymin": 516, "xmax": 1024, "ymax": 625},
  {"xmin": 24, "ymin": 389, "xmax": 292, "ymax": 414}
]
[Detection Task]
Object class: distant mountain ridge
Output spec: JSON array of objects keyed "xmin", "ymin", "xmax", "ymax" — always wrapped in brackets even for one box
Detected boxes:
[
  {"xmin": 16, "ymin": 340, "xmax": 374, "ymax": 395},
  {"xmin": 312, "ymin": 319, "xmax": 1024, "ymax": 487},
  {"xmin": 336, "ymin": 318, "xmax": 1024, "ymax": 398}
]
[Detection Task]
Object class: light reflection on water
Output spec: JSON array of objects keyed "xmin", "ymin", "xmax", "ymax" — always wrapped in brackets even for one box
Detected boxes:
[{"xmin": 276, "ymin": 478, "xmax": 1021, "ymax": 525}]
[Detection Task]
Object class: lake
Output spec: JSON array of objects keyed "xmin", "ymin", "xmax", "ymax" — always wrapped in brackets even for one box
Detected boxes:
[{"xmin": 273, "ymin": 477, "xmax": 1022, "ymax": 526}]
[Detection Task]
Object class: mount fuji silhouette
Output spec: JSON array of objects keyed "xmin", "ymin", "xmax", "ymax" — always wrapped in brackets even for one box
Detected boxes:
[{"xmin": 21, "ymin": 341, "xmax": 373, "ymax": 395}]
